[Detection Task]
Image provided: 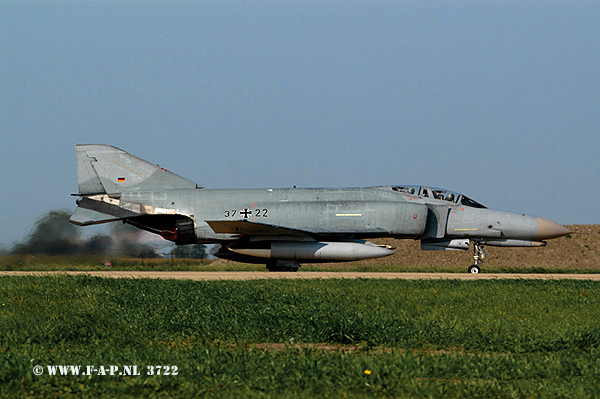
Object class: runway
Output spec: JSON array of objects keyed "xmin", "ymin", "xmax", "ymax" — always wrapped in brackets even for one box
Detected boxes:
[{"xmin": 2, "ymin": 271, "xmax": 600, "ymax": 280}]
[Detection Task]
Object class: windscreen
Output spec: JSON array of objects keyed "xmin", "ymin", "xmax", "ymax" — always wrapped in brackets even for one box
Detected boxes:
[{"xmin": 392, "ymin": 186, "xmax": 487, "ymax": 209}]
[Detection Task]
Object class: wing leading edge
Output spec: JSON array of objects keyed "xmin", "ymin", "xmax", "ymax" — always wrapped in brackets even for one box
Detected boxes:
[{"xmin": 206, "ymin": 219, "xmax": 388, "ymax": 239}]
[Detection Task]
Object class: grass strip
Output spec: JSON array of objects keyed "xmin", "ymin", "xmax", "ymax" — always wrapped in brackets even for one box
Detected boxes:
[{"xmin": 2, "ymin": 276, "xmax": 600, "ymax": 397}]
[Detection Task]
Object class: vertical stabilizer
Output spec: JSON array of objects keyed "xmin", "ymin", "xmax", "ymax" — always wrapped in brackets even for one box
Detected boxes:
[
  {"xmin": 75, "ymin": 145, "xmax": 202, "ymax": 194},
  {"xmin": 77, "ymin": 146, "xmax": 106, "ymax": 194}
]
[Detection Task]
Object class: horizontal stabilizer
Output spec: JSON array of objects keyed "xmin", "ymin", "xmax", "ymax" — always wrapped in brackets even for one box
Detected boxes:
[{"xmin": 69, "ymin": 207, "xmax": 123, "ymax": 226}]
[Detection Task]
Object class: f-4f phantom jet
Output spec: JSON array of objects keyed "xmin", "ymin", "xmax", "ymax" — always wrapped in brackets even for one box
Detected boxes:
[{"xmin": 70, "ymin": 145, "xmax": 571, "ymax": 273}]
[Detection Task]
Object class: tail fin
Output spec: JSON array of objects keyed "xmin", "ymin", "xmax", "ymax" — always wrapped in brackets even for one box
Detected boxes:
[{"xmin": 75, "ymin": 144, "xmax": 202, "ymax": 194}]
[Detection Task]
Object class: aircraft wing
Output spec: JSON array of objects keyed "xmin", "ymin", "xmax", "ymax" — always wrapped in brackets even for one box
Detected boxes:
[
  {"xmin": 206, "ymin": 220, "xmax": 388, "ymax": 239},
  {"xmin": 206, "ymin": 220, "xmax": 310, "ymax": 236}
]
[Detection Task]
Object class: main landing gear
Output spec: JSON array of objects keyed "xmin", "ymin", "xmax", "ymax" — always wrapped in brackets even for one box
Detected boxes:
[
  {"xmin": 468, "ymin": 242, "xmax": 486, "ymax": 274},
  {"xmin": 266, "ymin": 260, "xmax": 300, "ymax": 272},
  {"xmin": 266, "ymin": 264, "xmax": 298, "ymax": 272}
]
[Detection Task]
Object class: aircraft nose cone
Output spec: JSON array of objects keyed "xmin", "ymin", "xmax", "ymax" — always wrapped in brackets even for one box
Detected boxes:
[{"xmin": 537, "ymin": 218, "xmax": 571, "ymax": 240}]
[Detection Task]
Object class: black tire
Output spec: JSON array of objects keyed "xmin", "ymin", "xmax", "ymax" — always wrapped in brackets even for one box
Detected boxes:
[
  {"xmin": 468, "ymin": 265, "xmax": 481, "ymax": 274},
  {"xmin": 266, "ymin": 264, "xmax": 298, "ymax": 272}
]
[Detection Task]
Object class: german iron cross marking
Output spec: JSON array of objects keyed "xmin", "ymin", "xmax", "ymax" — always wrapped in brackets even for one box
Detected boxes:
[{"xmin": 240, "ymin": 208, "xmax": 252, "ymax": 219}]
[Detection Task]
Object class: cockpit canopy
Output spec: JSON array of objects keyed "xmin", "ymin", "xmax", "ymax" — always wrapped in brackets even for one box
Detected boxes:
[{"xmin": 392, "ymin": 185, "xmax": 487, "ymax": 209}]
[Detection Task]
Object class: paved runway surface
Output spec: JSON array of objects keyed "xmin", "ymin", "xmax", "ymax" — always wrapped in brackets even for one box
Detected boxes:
[{"xmin": 2, "ymin": 271, "xmax": 600, "ymax": 280}]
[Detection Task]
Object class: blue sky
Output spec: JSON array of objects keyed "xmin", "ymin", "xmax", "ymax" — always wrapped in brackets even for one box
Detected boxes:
[{"xmin": 1, "ymin": 1, "xmax": 599, "ymax": 248}]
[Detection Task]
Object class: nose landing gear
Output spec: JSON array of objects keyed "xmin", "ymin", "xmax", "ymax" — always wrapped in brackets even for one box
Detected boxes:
[{"xmin": 468, "ymin": 242, "xmax": 486, "ymax": 274}]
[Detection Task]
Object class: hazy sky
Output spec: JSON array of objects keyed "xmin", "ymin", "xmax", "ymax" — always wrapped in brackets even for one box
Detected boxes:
[{"xmin": 1, "ymin": 1, "xmax": 599, "ymax": 248}]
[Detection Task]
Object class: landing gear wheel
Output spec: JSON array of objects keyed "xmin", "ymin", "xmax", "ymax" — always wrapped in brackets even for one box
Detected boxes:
[
  {"xmin": 468, "ymin": 265, "xmax": 480, "ymax": 274},
  {"xmin": 469, "ymin": 241, "xmax": 486, "ymax": 274},
  {"xmin": 266, "ymin": 261, "xmax": 300, "ymax": 272}
]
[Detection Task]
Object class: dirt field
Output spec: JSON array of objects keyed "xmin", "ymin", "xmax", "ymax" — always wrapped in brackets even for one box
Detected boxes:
[
  {"xmin": 354, "ymin": 224, "xmax": 598, "ymax": 270},
  {"xmin": 204, "ymin": 225, "xmax": 598, "ymax": 272},
  {"xmin": 143, "ymin": 224, "xmax": 599, "ymax": 272}
]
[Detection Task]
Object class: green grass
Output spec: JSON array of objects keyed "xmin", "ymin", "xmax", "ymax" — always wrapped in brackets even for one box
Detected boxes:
[
  {"xmin": 2, "ymin": 254, "xmax": 599, "ymax": 273},
  {"xmin": 0, "ymin": 255, "xmax": 257, "ymax": 272},
  {"xmin": 2, "ymin": 276, "xmax": 600, "ymax": 397}
]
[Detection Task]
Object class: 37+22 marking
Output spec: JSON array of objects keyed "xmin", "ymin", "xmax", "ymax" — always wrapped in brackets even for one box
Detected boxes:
[{"xmin": 224, "ymin": 208, "xmax": 268, "ymax": 219}]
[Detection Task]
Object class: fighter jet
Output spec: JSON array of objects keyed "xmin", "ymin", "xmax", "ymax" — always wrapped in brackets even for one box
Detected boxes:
[{"xmin": 70, "ymin": 145, "xmax": 571, "ymax": 273}]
